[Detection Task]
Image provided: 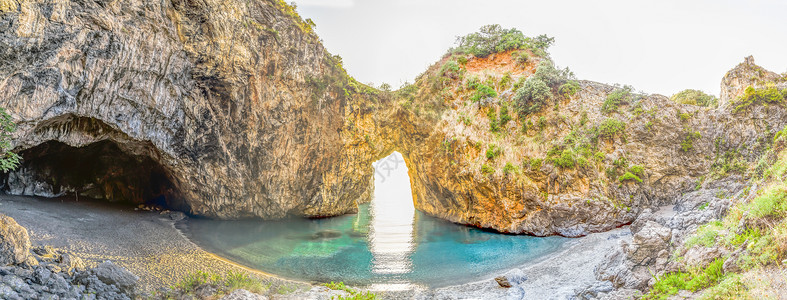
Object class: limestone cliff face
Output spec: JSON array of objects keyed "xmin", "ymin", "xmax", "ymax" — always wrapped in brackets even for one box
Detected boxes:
[
  {"xmin": 2, "ymin": 1, "xmax": 786, "ymax": 238},
  {"xmin": 362, "ymin": 54, "xmax": 787, "ymax": 236},
  {"xmin": 0, "ymin": 0, "xmax": 370, "ymax": 218}
]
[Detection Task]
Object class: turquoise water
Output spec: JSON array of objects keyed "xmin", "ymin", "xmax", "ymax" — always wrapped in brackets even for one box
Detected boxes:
[
  {"xmin": 183, "ymin": 205, "xmax": 567, "ymax": 288},
  {"xmin": 181, "ymin": 153, "xmax": 568, "ymax": 288}
]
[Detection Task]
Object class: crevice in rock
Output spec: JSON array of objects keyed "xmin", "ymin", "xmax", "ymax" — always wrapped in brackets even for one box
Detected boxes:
[{"xmin": 1, "ymin": 140, "xmax": 187, "ymax": 211}]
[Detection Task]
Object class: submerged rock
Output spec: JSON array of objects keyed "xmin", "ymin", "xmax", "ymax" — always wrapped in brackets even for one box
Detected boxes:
[{"xmin": 0, "ymin": 215, "xmax": 30, "ymax": 266}]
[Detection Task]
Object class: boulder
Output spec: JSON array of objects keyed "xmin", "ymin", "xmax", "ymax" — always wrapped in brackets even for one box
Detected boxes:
[
  {"xmin": 624, "ymin": 221, "xmax": 671, "ymax": 265},
  {"xmin": 92, "ymin": 261, "xmax": 138, "ymax": 294},
  {"xmin": 0, "ymin": 215, "xmax": 30, "ymax": 266},
  {"xmin": 495, "ymin": 276, "xmax": 512, "ymax": 288}
]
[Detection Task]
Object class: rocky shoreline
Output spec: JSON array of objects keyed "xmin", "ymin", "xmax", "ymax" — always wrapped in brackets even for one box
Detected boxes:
[
  {"xmin": 1, "ymin": 183, "xmax": 776, "ymax": 300},
  {"xmin": 1, "ymin": 213, "xmax": 139, "ymax": 300}
]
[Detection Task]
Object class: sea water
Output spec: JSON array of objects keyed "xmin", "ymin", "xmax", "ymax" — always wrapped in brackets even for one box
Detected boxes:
[{"xmin": 181, "ymin": 153, "xmax": 568, "ymax": 288}]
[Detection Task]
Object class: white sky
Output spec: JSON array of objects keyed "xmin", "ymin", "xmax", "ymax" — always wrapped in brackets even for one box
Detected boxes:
[{"xmin": 292, "ymin": 0, "xmax": 787, "ymax": 97}]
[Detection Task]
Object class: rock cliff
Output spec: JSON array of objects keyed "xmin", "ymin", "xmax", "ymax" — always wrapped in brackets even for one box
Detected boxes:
[
  {"xmin": 2, "ymin": 2, "xmax": 786, "ymax": 238},
  {"xmin": 0, "ymin": 0, "xmax": 375, "ymax": 218}
]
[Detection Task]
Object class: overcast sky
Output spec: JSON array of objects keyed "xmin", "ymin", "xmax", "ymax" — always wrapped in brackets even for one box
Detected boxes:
[{"xmin": 292, "ymin": 0, "xmax": 787, "ymax": 97}]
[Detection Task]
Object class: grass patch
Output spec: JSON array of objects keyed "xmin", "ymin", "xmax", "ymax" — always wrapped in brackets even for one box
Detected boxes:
[
  {"xmin": 172, "ymin": 270, "xmax": 270, "ymax": 297},
  {"xmin": 732, "ymin": 84, "xmax": 787, "ymax": 113},
  {"xmin": 602, "ymin": 86, "xmax": 634, "ymax": 114},
  {"xmin": 618, "ymin": 172, "xmax": 643, "ymax": 183},
  {"xmin": 471, "ymin": 84, "xmax": 497, "ymax": 102},
  {"xmin": 644, "ymin": 258, "xmax": 725, "ymax": 299},
  {"xmin": 595, "ymin": 118, "xmax": 626, "ymax": 140},
  {"xmin": 686, "ymin": 221, "xmax": 723, "ymax": 248},
  {"xmin": 671, "ymin": 89, "xmax": 718, "ymax": 107},
  {"xmin": 681, "ymin": 130, "xmax": 702, "ymax": 152},
  {"xmin": 486, "ymin": 144, "xmax": 503, "ymax": 160},
  {"xmin": 503, "ymin": 162, "xmax": 517, "ymax": 175}
]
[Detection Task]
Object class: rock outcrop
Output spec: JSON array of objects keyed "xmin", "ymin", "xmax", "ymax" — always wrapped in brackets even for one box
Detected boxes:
[
  {"xmin": 0, "ymin": 0, "xmax": 375, "ymax": 218},
  {"xmin": 0, "ymin": 214, "xmax": 136, "ymax": 299},
  {"xmin": 0, "ymin": 215, "xmax": 29, "ymax": 266},
  {"xmin": 358, "ymin": 53, "xmax": 787, "ymax": 236},
  {"xmin": 2, "ymin": 0, "xmax": 786, "ymax": 237}
]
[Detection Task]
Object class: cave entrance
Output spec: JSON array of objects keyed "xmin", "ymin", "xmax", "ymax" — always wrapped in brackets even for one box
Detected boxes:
[
  {"xmin": 1, "ymin": 140, "xmax": 185, "ymax": 210},
  {"xmin": 368, "ymin": 151, "xmax": 416, "ymax": 289}
]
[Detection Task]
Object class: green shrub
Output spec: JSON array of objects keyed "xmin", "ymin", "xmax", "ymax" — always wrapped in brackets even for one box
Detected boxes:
[
  {"xmin": 457, "ymin": 56, "xmax": 468, "ymax": 65},
  {"xmin": 471, "ymin": 84, "xmax": 497, "ymax": 102},
  {"xmin": 697, "ymin": 274, "xmax": 749, "ymax": 300},
  {"xmin": 671, "ymin": 89, "xmax": 718, "ymax": 107},
  {"xmin": 579, "ymin": 111, "xmax": 589, "ymax": 126},
  {"xmin": 514, "ymin": 51, "xmax": 529, "ymax": 66},
  {"xmin": 487, "ymin": 109, "xmax": 500, "ymax": 132},
  {"xmin": 452, "ymin": 24, "xmax": 553, "ymax": 58},
  {"xmin": 225, "ymin": 271, "xmax": 266, "ymax": 293},
  {"xmin": 528, "ymin": 158, "xmax": 543, "ymax": 170},
  {"xmin": 711, "ymin": 149, "xmax": 747, "ymax": 177},
  {"xmin": 744, "ymin": 184, "xmax": 787, "ymax": 219},
  {"xmin": 324, "ymin": 281, "xmax": 377, "ymax": 300},
  {"xmin": 176, "ymin": 271, "xmax": 221, "ymax": 291},
  {"xmin": 681, "ymin": 130, "xmax": 702, "ymax": 152},
  {"xmin": 537, "ymin": 116, "xmax": 547, "ymax": 130},
  {"xmin": 503, "ymin": 162, "xmax": 517, "ymax": 175},
  {"xmin": 594, "ymin": 151, "xmax": 605, "ymax": 162},
  {"xmin": 551, "ymin": 149, "xmax": 576, "ymax": 169},
  {"xmin": 0, "ymin": 107, "xmax": 20, "ymax": 172},
  {"xmin": 577, "ymin": 156, "xmax": 589, "ymax": 168},
  {"xmin": 486, "ymin": 144, "xmax": 502, "ymax": 160},
  {"xmin": 644, "ymin": 258, "xmax": 725, "ymax": 299},
  {"xmin": 733, "ymin": 85, "xmax": 786, "ymax": 113},
  {"xmin": 439, "ymin": 60, "xmax": 462, "ymax": 78},
  {"xmin": 514, "ymin": 77, "xmax": 551, "ymax": 116},
  {"xmin": 602, "ymin": 87, "xmax": 633, "ymax": 114},
  {"xmin": 481, "ymin": 163, "xmax": 495, "ymax": 174},
  {"xmin": 534, "ymin": 60, "xmax": 572, "ymax": 87},
  {"xmin": 466, "ymin": 76, "xmax": 481, "ymax": 89},
  {"xmin": 686, "ymin": 221, "xmax": 723, "ymax": 248},
  {"xmin": 499, "ymin": 73, "xmax": 513, "ymax": 90},
  {"xmin": 618, "ymin": 172, "xmax": 642, "ymax": 183},
  {"xmin": 596, "ymin": 118, "xmax": 626, "ymax": 140},
  {"xmin": 678, "ymin": 112, "xmax": 691, "ymax": 121},
  {"xmin": 499, "ymin": 104, "xmax": 511, "ymax": 126},
  {"xmin": 558, "ymin": 80, "xmax": 581, "ymax": 97},
  {"xmin": 629, "ymin": 165, "xmax": 644, "ymax": 176}
]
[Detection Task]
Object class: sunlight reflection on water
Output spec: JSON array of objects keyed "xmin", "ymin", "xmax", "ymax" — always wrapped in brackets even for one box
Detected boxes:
[
  {"xmin": 369, "ymin": 152, "xmax": 415, "ymax": 284},
  {"xmin": 180, "ymin": 152, "xmax": 569, "ymax": 288}
]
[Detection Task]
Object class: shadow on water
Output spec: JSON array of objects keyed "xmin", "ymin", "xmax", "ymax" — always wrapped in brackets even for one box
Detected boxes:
[{"xmin": 179, "ymin": 152, "xmax": 569, "ymax": 288}]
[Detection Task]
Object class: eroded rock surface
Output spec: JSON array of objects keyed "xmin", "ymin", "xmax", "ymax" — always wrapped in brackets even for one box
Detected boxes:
[
  {"xmin": 0, "ymin": 215, "xmax": 29, "ymax": 266},
  {"xmin": 1, "ymin": 0, "xmax": 786, "ymax": 238},
  {"xmin": 1, "ymin": 0, "xmax": 374, "ymax": 218}
]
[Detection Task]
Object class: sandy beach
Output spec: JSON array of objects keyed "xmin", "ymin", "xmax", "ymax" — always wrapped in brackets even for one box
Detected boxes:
[{"xmin": 0, "ymin": 194, "xmax": 628, "ymax": 299}]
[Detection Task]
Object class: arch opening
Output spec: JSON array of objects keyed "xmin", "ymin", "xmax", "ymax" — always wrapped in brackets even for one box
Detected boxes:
[
  {"xmin": 368, "ymin": 151, "xmax": 416, "ymax": 290},
  {"xmin": 1, "ymin": 139, "xmax": 186, "ymax": 211}
]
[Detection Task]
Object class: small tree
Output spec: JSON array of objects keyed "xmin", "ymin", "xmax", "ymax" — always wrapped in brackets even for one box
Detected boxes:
[
  {"xmin": 514, "ymin": 77, "xmax": 551, "ymax": 117},
  {"xmin": 0, "ymin": 107, "xmax": 20, "ymax": 172}
]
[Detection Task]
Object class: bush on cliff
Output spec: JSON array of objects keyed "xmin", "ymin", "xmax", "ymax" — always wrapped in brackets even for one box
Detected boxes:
[
  {"xmin": 514, "ymin": 77, "xmax": 551, "ymax": 117},
  {"xmin": 732, "ymin": 84, "xmax": 787, "ymax": 113},
  {"xmin": 0, "ymin": 107, "xmax": 20, "ymax": 172},
  {"xmin": 670, "ymin": 89, "xmax": 718, "ymax": 107},
  {"xmin": 451, "ymin": 24, "xmax": 554, "ymax": 58}
]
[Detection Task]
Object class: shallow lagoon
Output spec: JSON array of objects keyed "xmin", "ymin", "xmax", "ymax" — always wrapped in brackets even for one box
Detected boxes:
[{"xmin": 181, "ymin": 153, "xmax": 568, "ymax": 288}]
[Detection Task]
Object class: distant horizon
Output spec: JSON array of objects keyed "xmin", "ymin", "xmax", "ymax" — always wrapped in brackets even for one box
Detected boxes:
[{"xmin": 292, "ymin": 0, "xmax": 787, "ymax": 97}]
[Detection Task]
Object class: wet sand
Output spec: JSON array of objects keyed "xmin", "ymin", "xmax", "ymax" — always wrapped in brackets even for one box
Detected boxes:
[{"xmin": 0, "ymin": 194, "xmax": 628, "ymax": 299}]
